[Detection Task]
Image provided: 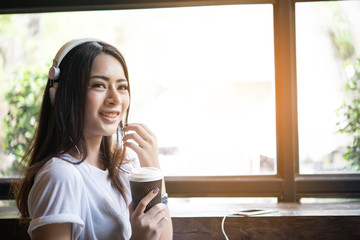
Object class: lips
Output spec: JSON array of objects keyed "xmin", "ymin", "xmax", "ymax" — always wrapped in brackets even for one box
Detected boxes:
[
  {"xmin": 100, "ymin": 112, "xmax": 119, "ymax": 118},
  {"xmin": 99, "ymin": 111, "xmax": 120, "ymax": 123}
]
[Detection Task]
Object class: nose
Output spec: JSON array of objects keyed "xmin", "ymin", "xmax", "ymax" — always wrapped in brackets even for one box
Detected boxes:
[{"xmin": 105, "ymin": 86, "xmax": 121, "ymax": 105}]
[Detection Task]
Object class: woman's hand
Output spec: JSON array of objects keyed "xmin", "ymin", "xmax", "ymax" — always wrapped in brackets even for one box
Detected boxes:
[
  {"xmin": 129, "ymin": 188, "xmax": 168, "ymax": 240},
  {"xmin": 125, "ymin": 123, "xmax": 173, "ymax": 240},
  {"xmin": 123, "ymin": 123, "xmax": 160, "ymax": 169}
]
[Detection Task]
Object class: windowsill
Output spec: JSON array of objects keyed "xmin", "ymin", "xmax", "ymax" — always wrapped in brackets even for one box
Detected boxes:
[
  {"xmin": 1, "ymin": 199, "xmax": 360, "ymax": 219},
  {"xmin": 169, "ymin": 200, "xmax": 360, "ymax": 239},
  {"xmin": 1, "ymin": 200, "xmax": 360, "ymax": 239},
  {"xmin": 168, "ymin": 199, "xmax": 360, "ymax": 217}
]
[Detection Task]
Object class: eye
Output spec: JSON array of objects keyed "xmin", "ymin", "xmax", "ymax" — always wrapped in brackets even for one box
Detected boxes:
[
  {"xmin": 117, "ymin": 85, "xmax": 128, "ymax": 91},
  {"xmin": 91, "ymin": 82, "xmax": 106, "ymax": 89}
]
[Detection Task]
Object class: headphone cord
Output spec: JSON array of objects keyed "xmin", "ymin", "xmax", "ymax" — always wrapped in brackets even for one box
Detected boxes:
[{"xmin": 221, "ymin": 214, "xmax": 230, "ymax": 240}]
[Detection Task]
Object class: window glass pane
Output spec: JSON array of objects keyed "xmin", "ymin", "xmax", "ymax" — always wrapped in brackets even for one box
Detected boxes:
[
  {"xmin": 0, "ymin": 200, "xmax": 17, "ymax": 218},
  {"xmin": 296, "ymin": 1, "xmax": 360, "ymax": 174},
  {"xmin": 0, "ymin": 4, "xmax": 275, "ymax": 177}
]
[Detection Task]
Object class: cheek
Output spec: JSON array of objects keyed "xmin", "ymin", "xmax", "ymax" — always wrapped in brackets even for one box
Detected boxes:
[
  {"xmin": 121, "ymin": 94, "xmax": 130, "ymax": 116},
  {"xmin": 85, "ymin": 92, "xmax": 103, "ymax": 116},
  {"xmin": 86, "ymin": 91, "xmax": 101, "ymax": 105}
]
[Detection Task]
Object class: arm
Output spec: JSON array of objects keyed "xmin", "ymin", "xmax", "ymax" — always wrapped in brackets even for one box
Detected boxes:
[
  {"xmin": 158, "ymin": 198, "xmax": 172, "ymax": 240},
  {"xmin": 123, "ymin": 123, "xmax": 173, "ymax": 240},
  {"xmin": 27, "ymin": 160, "xmax": 85, "ymax": 240},
  {"xmin": 32, "ymin": 223, "xmax": 72, "ymax": 240},
  {"xmin": 158, "ymin": 177, "xmax": 172, "ymax": 240}
]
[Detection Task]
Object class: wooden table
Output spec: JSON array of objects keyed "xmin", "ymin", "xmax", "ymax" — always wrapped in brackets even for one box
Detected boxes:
[{"xmin": 1, "ymin": 200, "xmax": 360, "ymax": 240}]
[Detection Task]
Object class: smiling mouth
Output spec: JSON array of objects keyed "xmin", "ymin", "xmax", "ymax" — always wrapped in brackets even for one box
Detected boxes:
[{"xmin": 100, "ymin": 112, "xmax": 120, "ymax": 118}]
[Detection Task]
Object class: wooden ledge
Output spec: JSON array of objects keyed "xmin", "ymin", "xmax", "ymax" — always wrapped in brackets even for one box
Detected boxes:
[
  {"xmin": 168, "ymin": 199, "xmax": 360, "ymax": 217},
  {"xmin": 173, "ymin": 216, "xmax": 360, "ymax": 240},
  {"xmin": 169, "ymin": 201, "xmax": 360, "ymax": 239},
  {"xmin": 1, "ymin": 200, "xmax": 360, "ymax": 239}
]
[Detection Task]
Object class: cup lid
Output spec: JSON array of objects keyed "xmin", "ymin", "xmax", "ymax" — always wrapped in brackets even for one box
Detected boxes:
[{"xmin": 129, "ymin": 167, "xmax": 163, "ymax": 182}]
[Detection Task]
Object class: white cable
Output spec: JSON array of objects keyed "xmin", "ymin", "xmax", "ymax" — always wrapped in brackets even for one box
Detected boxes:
[{"xmin": 221, "ymin": 215, "xmax": 229, "ymax": 240}]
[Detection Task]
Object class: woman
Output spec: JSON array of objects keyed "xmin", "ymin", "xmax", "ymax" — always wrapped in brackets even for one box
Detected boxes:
[{"xmin": 14, "ymin": 38, "xmax": 173, "ymax": 240}]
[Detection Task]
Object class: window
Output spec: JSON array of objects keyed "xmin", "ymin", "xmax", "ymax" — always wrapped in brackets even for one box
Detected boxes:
[
  {"xmin": 0, "ymin": 0, "xmax": 359, "ymax": 202},
  {"xmin": 296, "ymin": 1, "xmax": 360, "ymax": 174},
  {"xmin": 0, "ymin": 5, "xmax": 275, "ymax": 177}
]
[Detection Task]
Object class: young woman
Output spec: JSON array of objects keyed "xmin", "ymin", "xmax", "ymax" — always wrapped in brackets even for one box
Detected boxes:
[{"xmin": 14, "ymin": 38, "xmax": 173, "ymax": 240}]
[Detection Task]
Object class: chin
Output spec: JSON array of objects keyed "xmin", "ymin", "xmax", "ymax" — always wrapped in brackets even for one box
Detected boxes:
[{"xmin": 103, "ymin": 128, "xmax": 118, "ymax": 137}]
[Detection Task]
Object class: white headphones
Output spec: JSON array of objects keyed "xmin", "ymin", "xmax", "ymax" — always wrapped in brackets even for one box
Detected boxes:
[{"xmin": 48, "ymin": 38, "xmax": 102, "ymax": 104}]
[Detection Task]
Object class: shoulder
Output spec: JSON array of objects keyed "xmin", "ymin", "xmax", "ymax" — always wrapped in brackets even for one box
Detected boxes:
[
  {"xmin": 29, "ymin": 156, "xmax": 85, "ymax": 212},
  {"xmin": 39, "ymin": 158, "xmax": 81, "ymax": 178},
  {"xmin": 28, "ymin": 156, "xmax": 86, "ymax": 238},
  {"xmin": 36, "ymin": 156, "xmax": 83, "ymax": 183}
]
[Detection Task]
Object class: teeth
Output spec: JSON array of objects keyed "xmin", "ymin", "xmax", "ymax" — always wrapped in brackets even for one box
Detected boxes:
[{"xmin": 101, "ymin": 112, "xmax": 118, "ymax": 118}]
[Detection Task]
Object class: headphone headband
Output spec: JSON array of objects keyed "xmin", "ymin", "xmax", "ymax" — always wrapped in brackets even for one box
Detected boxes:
[
  {"xmin": 48, "ymin": 38, "xmax": 103, "ymax": 104},
  {"xmin": 48, "ymin": 38, "xmax": 102, "ymax": 80}
]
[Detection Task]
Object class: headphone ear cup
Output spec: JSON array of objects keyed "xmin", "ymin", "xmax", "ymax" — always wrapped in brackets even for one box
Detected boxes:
[
  {"xmin": 48, "ymin": 66, "xmax": 60, "ymax": 80},
  {"xmin": 49, "ymin": 82, "xmax": 59, "ymax": 105}
]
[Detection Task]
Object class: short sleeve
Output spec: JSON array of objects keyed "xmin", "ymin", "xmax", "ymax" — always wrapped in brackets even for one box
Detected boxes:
[{"xmin": 28, "ymin": 158, "xmax": 85, "ymax": 239}]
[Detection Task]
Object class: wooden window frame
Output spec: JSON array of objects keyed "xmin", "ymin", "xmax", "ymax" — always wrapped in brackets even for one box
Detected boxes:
[{"xmin": 0, "ymin": 0, "xmax": 359, "ymax": 202}]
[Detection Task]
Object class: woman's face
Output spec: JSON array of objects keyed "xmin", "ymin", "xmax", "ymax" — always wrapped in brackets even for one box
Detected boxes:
[{"xmin": 83, "ymin": 53, "xmax": 129, "ymax": 139}]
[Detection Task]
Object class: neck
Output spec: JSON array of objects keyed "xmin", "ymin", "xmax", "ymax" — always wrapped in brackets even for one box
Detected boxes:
[
  {"xmin": 70, "ymin": 135, "xmax": 106, "ymax": 170},
  {"xmin": 85, "ymin": 136, "xmax": 106, "ymax": 170}
]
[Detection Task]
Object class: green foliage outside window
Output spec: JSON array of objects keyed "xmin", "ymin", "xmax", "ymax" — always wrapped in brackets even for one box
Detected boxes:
[
  {"xmin": 337, "ymin": 59, "xmax": 360, "ymax": 170},
  {"xmin": 2, "ymin": 67, "xmax": 47, "ymax": 176},
  {"xmin": 331, "ymin": 3, "xmax": 360, "ymax": 170}
]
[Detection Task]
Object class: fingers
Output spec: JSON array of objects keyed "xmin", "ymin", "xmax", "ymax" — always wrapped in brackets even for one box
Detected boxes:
[
  {"xmin": 137, "ymin": 123, "xmax": 156, "ymax": 137},
  {"xmin": 133, "ymin": 188, "xmax": 160, "ymax": 215},
  {"xmin": 122, "ymin": 123, "xmax": 156, "ymax": 154},
  {"xmin": 124, "ymin": 123, "xmax": 157, "ymax": 144},
  {"xmin": 149, "ymin": 204, "xmax": 167, "ymax": 224},
  {"xmin": 122, "ymin": 123, "xmax": 159, "ymax": 168},
  {"xmin": 123, "ymin": 131, "xmax": 147, "ymax": 148},
  {"xmin": 130, "ymin": 187, "xmax": 169, "ymax": 240},
  {"xmin": 146, "ymin": 202, "xmax": 166, "ymax": 217},
  {"xmin": 130, "ymin": 201, "xmax": 168, "ymax": 240}
]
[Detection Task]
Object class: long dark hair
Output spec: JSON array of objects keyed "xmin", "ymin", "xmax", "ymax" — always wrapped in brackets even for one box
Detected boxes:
[{"xmin": 14, "ymin": 41, "xmax": 131, "ymax": 224}]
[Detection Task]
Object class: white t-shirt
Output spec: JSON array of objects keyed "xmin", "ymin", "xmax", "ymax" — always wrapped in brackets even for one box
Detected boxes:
[{"xmin": 28, "ymin": 153, "xmax": 139, "ymax": 240}]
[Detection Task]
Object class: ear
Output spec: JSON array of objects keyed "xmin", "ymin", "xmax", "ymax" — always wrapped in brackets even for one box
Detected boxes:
[{"xmin": 49, "ymin": 82, "xmax": 59, "ymax": 105}]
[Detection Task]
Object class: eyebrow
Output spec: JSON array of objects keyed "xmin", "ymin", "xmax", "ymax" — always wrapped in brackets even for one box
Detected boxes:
[{"xmin": 90, "ymin": 75, "xmax": 127, "ymax": 83}]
